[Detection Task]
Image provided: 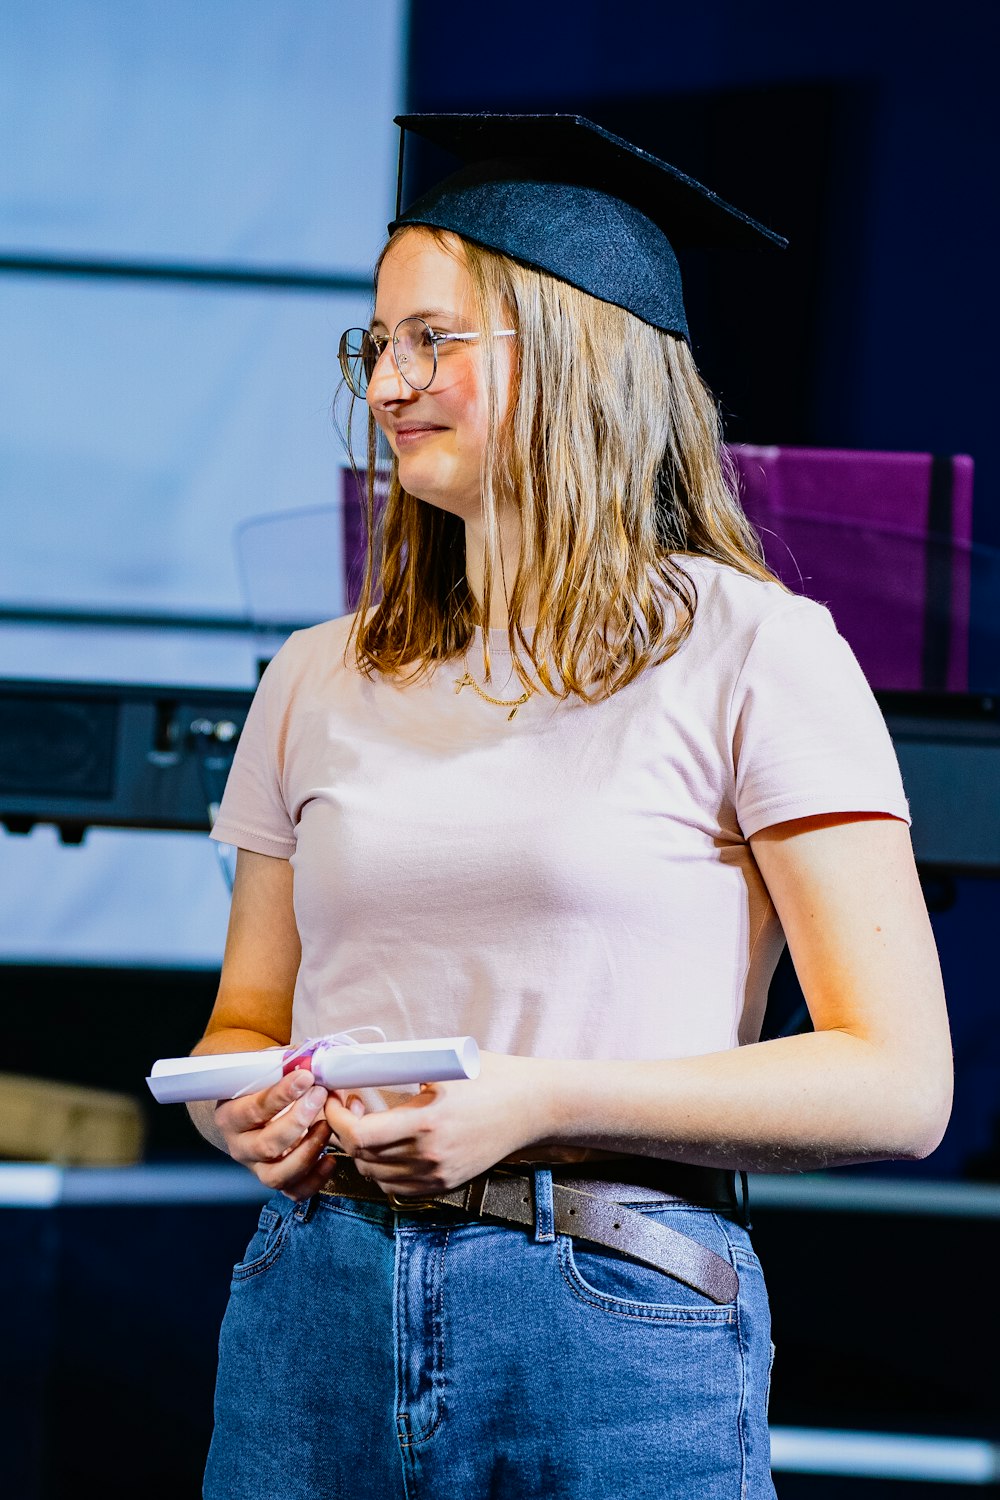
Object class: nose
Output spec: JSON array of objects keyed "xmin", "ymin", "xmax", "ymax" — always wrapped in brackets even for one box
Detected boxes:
[{"xmin": 365, "ymin": 340, "xmax": 415, "ymax": 409}]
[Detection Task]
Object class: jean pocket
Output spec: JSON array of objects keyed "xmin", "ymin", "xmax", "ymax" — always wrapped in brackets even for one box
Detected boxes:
[
  {"xmin": 557, "ymin": 1209, "xmax": 738, "ymax": 1324},
  {"xmin": 231, "ymin": 1201, "xmax": 292, "ymax": 1284}
]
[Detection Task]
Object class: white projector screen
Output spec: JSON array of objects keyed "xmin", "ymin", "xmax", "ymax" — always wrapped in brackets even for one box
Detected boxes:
[{"xmin": 0, "ymin": 0, "xmax": 407, "ymax": 965}]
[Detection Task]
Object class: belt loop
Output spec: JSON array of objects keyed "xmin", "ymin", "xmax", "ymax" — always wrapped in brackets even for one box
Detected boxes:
[
  {"xmin": 737, "ymin": 1171, "xmax": 752, "ymax": 1230},
  {"xmin": 533, "ymin": 1167, "xmax": 555, "ymax": 1242}
]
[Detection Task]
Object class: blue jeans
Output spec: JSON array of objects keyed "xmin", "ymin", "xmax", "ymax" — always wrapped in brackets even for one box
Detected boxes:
[{"xmin": 205, "ymin": 1170, "xmax": 775, "ymax": 1498}]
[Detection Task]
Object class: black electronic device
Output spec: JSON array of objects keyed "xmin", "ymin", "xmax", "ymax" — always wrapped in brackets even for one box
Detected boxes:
[
  {"xmin": 2, "ymin": 679, "xmax": 999, "ymax": 870},
  {"xmin": 876, "ymin": 690, "xmax": 1000, "ymax": 874},
  {"xmin": 0, "ymin": 678, "xmax": 254, "ymax": 843}
]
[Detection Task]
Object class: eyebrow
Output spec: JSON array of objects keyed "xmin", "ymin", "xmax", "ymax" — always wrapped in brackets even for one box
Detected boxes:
[{"xmin": 369, "ymin": 308, "xmax": 460, "ymax": 332}]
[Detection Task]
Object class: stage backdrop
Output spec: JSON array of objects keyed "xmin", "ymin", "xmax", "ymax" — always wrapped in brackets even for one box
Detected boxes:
[{"xmin": 0, "ymin": 0, "xmax": 406, "ymax": 964}]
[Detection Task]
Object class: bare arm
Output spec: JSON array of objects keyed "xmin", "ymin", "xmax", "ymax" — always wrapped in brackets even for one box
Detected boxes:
[
  {"xmin": 188, "ymin": 848, "xmax": 339, "ymax": 1197},
  {"xmin": 329, "ymin": 813, "xmax": 953, "ymax": 1193},
  {"xmin": 542, "ymin": 813, "xmax": 953, "ymax": 1169}
]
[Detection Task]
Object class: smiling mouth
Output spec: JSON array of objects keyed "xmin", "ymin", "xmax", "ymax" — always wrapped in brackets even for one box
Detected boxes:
[{"xmin": 394, "ymin": 425, "xmax": 446, "ymax": 444}]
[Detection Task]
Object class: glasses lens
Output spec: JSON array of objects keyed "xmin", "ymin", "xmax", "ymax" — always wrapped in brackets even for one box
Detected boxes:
[
  {"xmin": 393, "ymin": 318, "xmax": 436, "ymax": 391},
  {"xmin": 339, "ymin": 329, "xmax": 379, "ymax": 397}
]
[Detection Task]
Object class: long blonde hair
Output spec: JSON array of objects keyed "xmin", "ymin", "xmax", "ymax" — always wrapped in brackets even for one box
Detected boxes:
[{"xmin": 345, "ymin": 226, "xmax": 776, "ymax": 700}]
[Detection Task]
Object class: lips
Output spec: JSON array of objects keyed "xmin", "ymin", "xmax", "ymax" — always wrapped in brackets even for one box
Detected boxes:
[{"xmin": 394, "ymin": 424, "xmax": 446, "ymax": 445}]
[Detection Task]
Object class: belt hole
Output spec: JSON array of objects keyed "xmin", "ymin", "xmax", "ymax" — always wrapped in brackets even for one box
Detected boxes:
[
  {"xmin": 569, "ymin": 1208, "xmax": 576, "ymax": 1215},
  {"xmin": 522, "ymin": 1195, "xmax": 528, "ymax": 1204},
  {"xmin": 613, "ymin": 1222, "xmax": 621, "ymax": 1230}
]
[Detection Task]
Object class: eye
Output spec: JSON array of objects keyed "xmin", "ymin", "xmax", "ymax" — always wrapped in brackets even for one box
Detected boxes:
[{"xmin": 361, "ymin": 332, "xmax": 388, "ymax": 377}]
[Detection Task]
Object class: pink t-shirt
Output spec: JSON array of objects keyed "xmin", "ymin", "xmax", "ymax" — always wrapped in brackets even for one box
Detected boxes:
[{"xmin": 211, "ymin": 557, "xmax": 908, "ymax": 1072}]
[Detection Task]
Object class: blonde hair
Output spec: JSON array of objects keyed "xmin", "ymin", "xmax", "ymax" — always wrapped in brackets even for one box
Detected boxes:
[{"xmin": 345, "ymin": 226, "xmax": 776, "ymax": 700}]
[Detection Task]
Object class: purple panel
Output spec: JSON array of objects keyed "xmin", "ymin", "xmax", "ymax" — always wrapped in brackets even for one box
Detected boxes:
[
  {"xmin": 729, "ymin": 446, "xmax": 974, "ymax": 691},
  {"xmin": 340, "ymin": 451, "xmax": 976, "ymax": 692},
  {"xmin": 341, "ymin": 467, "xmax": 368, "ymax": 610},
  {"xmin": 947, "ymin": 455, "xmax": 973, "ymax": 692}
]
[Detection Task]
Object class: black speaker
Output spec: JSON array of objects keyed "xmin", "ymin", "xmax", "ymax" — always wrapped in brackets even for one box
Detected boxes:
[{"xmin": 0, "ymin": 679, "xmax": 253, "ymax": 840}]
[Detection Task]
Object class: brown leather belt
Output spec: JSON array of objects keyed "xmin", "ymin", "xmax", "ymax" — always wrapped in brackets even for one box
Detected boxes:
[{"xmin": 317, "ymin": 1156, "xmax": 740, "ymax": 1306}]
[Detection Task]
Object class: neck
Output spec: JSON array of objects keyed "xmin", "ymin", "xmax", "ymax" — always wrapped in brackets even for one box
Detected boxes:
[{"xmin": 463, "ymin": 506, "xmax": 536, "ymax": 630}]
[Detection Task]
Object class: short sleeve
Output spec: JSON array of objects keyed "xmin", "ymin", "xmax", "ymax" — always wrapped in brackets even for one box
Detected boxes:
[
  {"xmin": 210, "ymin": 648, "xmax": 297, "ymax": 858},
  {"xmin": 732, "ymin": 600, "xmax": 910, "ymax": 838}
]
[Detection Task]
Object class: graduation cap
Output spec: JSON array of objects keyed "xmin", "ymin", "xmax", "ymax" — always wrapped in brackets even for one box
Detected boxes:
[{"xmin": 389, "ymin": 113, "xmax": 787, "ymax": 342}]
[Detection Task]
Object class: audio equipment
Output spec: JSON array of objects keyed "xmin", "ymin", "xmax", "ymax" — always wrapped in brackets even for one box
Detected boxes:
[{"xmin": 0, "ymin": 678, "xmax": 253, "ymax": 842}]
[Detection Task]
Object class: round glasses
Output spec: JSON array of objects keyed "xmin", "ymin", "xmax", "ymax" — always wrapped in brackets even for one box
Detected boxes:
[{"xmin": 338, "ymin": 316, "xmax": 515, "ymax": 398}]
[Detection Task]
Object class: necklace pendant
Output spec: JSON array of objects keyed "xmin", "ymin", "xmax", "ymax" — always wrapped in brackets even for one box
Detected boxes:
[{"xmin": 454, "ymin": 666, "xmax": 532, "ymax": 718}]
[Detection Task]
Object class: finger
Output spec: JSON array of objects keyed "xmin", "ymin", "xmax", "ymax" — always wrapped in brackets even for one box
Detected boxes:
[
  {"xmin": 265, "ymin": 1085, "xmax": 330, "ymax": 1159},
  {"xmin": 322, "ymin": 1098, "xmax": 368, "ymax": 1156},
  {"xmin": 358, "ymin": 1161, "xmax": 442, "ymax": 1190},
  {"xmin": 236, "ymin": 1084, "xmax": 328, "ymax": 1166},
  {"xmin": 326, "ymin": 1095, "xmax": 429, "ymax": 1155},
  {"xmin": 353, "ymin": 1139, "xmax": 433, "ymax": 1165},
  {"xmin": 222, "ymin": 1068, "xmax": 317, "ymax": 1132},
  {"xmin": 277, "ymin": 1155, "xmax": 340, "ymax": 1203},
  {"xmin": 327, "ymin": 1094, "xmax": 366, "ymax": 1144},
  {"xmin": 257, "ymin": 1115, "xmax": 332, "ymax": 1191},
  {"xmin": 324, "ymin": 1093, "xmax": 367, "ymax": 1125},
  {"xmin": 330, "ymin": 1089, "xmax": 365, "ymax": 1112}
]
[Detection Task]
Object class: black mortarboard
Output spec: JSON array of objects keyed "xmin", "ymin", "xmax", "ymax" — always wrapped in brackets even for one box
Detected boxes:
[{"xmin": 389, "ymin": 113, "xmax": 787, "ymax": 342}]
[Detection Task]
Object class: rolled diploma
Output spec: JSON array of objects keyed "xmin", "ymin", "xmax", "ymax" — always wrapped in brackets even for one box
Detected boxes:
[{"xmin": 146, "ymin": 1036, "xmax": 481, "ymax": 1105}]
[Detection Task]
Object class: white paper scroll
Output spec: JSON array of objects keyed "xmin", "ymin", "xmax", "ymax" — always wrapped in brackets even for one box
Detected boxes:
[{"xmin": 146, "ymin": 1035, "xmax": 481, "ymax": 1105}]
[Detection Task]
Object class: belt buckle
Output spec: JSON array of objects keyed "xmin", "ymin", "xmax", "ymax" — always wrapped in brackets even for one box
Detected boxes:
[{"xmin": 386, "ymin": 1191, "xmax": 440, "ymax": 1213}]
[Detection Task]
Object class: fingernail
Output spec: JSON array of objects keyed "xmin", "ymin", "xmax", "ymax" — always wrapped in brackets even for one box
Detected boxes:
[
  {"xmin": 349, "ymin": 1097, "xmax": 365, "ymax": 1116},
  {"xmin": 290, "ymin": 1071, "xmax": 312, "ymax": 1097},
  {"xmin": 295, "ymin": 1089, "xmax": 324, "ymax": 1125}
]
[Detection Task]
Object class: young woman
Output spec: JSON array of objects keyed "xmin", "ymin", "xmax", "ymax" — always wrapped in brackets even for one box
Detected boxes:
[{"xmin": 191, "ymin": 116, "xmax": 952, "ymax": 1499}]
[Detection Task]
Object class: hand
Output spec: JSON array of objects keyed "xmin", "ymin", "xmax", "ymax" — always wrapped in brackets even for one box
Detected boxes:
[
  {"xmin": 213, "ymin": 1069, "xmax": 336, "ymax": 1201},
  {"xmin": 324, "ymin": 1051, "xmax": 549, "ymax": 1200}
]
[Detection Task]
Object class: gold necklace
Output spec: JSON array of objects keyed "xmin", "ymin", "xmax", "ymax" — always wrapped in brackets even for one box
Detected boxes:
[{"xmin": 454, "ymin": 669, "xmax": 533, "ymax": 721}]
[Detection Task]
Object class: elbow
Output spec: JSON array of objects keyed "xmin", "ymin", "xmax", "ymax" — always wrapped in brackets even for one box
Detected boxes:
[
  {"xmin": 886, "ymin": 1072, "xmax": 954, "ymax": 1163},
  {"xmin": 895, "ymin": 1129, "xmax": 946, "ymax": 1164},
  {"xmin": 842, "ymin": 1023, "xmax": 954, "ymax": 1164},
  {"xmin": 896, "ymin": 1107, "xmax": 952, "ymax": 1162}
]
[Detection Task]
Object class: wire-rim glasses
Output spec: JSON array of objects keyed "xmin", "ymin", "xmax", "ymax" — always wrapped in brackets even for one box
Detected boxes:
[{"xmin": 338, "ymin": 316, "xmax": 515, "ymax": 398}]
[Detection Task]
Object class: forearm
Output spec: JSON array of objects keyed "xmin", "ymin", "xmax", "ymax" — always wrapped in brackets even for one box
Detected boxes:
[
  {"xmin": 187, "ymin": 1027, "xmax": 287, "ymax": 1154},
  {"xmin": 531, "ymin": 1029, "xmax": 952, "ymax": 1173}
]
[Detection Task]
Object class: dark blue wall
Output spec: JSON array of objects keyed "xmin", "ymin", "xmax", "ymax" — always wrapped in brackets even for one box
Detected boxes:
[
  {"xmin": 409, "ymin": 0, "xmax": 998, "ymax": 559},
  {"xmin": 406, "ymin": 0, "xmax": 1000, "ymax": 1182}
]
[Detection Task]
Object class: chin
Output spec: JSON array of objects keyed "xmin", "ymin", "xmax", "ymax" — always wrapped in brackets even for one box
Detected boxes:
[{"xmin": 397, "ymin": 466, "xmax": 472, "ymax": 519}]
